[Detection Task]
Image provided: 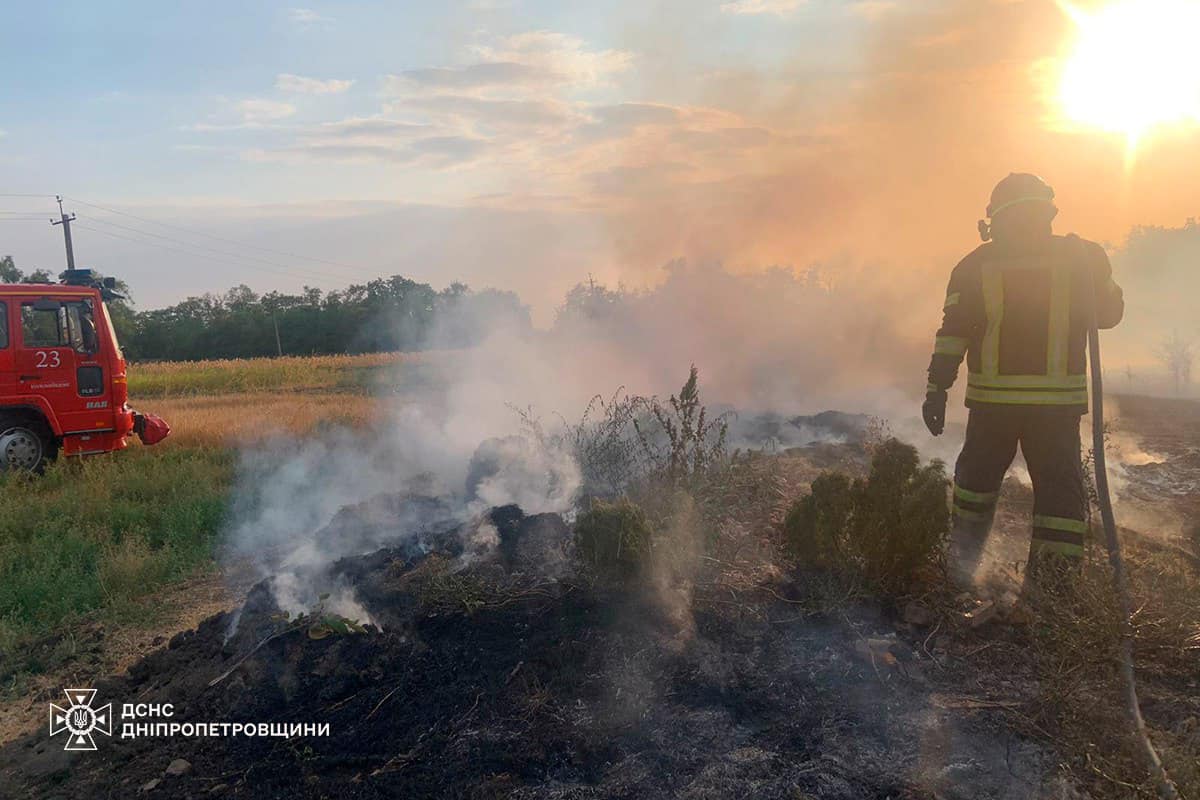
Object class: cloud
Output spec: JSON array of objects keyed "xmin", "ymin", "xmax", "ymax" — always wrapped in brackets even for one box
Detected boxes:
[
  {"xmin": 409, "ymin": 135, "xmax": 488, "ymax": 161},
  {"xmin": 383, "ymin": 32, "xmax": 633, "ymax": 98},
  {"xmin": 316, "ymin": 117, "xmax": 433, "ymax": 138},
  {"xmin": 396, "ymin": 95, "xmax": 576, "ymax": 129},
  {"xmin": 587, "ymin": 162, "xmax": 692, "ymax": 196},
  {"xmin": 467, "ymin": 31, "xmax": 634, "ymax": 90},
  {"xmin": 667, "ymin": 125, "xmax": 773, "ymax": 152},
  {"xmin": 850, "ymin": 0, "xmax": 897, "ymax": 21},
  {"xmin": 719, "ymin": 0, "xmax": 804, "ymax": 16},
  {"xmin": 185, "ymin": 122, "xmax": 284, "ymax": 132},
  {"xmin": 172, "ymin": 143, "xmax": 231, "ymax": 152},
  {"xmin": 243, "ymin": 113, "xmax": 478, "ymax": 167},
  {"xmin": 591, "ymin": 103, "xmax": 682, "ymax": 128},
  {"xmin": 238, "ymin": 99, "xmax": 297, "ymax": 122},
  {"xmin": 384, "ymin": 62, "xmax": 550, "ymax": 94},
  {"xmin": 288, "ymin": 8, "xmax": 332, "ymax": 26},
  {"xmin": 185, "ymin": 26, "xmax": 793, "ymax": 198},
  {"xmin": 276, "ymin": 73, "xmax": 355, "ymax": 94},
  {"xmin": 244, "ymin": 134, "xmax": 488, "ymax": 167},
  {"xmin": 308, "ymin": 30, "xmax": 635, "ymax": 169},
  {"xmin": 574, "ymin": 103, "xmax": 687, "ymax": 143}
]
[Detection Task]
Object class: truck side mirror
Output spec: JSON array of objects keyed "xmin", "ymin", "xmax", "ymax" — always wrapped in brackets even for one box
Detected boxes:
[
  {"xmin": 32, "ymin": 298, "xmax": 61, "ymax": 312},
  {"xmin": 103, "ymin": 277, "xmax": 117, "ymax": 289}
]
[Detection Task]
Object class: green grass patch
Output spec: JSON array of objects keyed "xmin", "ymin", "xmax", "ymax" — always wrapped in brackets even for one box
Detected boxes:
[
  {"xmin": 0, "ymin": 446, "xmax": 234, "ymax": 660},
  {"xmin": 575, "ymin": 497, "xmax": 654, "ymax": 580}
]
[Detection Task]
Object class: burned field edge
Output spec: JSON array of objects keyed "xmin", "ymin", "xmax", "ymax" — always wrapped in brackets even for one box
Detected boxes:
[
  {"xmin": 0, "ymin": 363, "xmax": 1197, "ymax": 799},
  {"xmin": 2, "ymin": 501, "xmax": 960, "ymax": 800},
  {"xmin": 4, "ymin": 472, "xmax": 1196, "ymax": 800}
]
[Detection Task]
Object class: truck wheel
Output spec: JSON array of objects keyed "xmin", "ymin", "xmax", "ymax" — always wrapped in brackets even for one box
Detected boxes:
[{"xmin": 0, "ymin": 416, "xmax": 56, "ymax": 473}]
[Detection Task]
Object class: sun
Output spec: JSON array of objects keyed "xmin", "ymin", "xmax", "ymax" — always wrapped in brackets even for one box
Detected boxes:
[{"xmin": 1056, "ymin": 0, "xmax": 1200, "ymax": 152}]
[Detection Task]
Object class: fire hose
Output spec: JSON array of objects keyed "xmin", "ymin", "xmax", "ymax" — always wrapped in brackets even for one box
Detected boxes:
[{"xmin": 1088, "ymin": 276, "xmax": 1180, "ymax": 800}]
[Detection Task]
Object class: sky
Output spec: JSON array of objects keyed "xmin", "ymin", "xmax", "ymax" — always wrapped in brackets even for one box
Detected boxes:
[{"xmin": 2, "ymin": 0, "xmax": 1199, "ymax": 324}]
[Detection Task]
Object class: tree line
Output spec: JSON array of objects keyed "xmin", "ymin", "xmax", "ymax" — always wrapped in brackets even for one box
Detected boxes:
[
  {"xmin": 2, "ymin": 246, "xmax": 1195, "ymax": 392},
  {"xmin": 0, "ymin": 256, "xmax": 529, "ymax": 361}
]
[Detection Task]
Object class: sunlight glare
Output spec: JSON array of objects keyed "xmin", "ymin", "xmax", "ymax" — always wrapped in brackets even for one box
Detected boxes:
[{"xmin": 1057, "ymin": 0, "xmax": 1200, "ymax": 151}]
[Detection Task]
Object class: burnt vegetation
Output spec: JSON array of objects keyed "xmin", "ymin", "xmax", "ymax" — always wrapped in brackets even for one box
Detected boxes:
[{"xmin": 1, "ymin": 372, "xmax": 1197, "ymax": 799}]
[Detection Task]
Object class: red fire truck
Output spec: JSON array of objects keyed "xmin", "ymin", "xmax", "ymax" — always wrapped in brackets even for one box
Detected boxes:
[{"xmin": 0, "ymin": 270, "xmax": 169, "ymax": 472}]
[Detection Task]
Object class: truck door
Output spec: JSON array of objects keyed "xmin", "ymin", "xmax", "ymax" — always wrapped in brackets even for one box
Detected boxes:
[
  {"xmin": 0, "ymin": 300, "xmax": 14, "ymax": 397},
  {"xmin": 15, "ymin": 298, "xmax": 106, "ymax": 434}
]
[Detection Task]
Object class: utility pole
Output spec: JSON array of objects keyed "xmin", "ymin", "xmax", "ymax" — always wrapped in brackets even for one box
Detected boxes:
[
  {"xmin": 272, "ymin": 313, "xmax": 283, "ymax": 357},
  {"xmin": 50, "ymin": 195, "xmax": 77, "ymax": 271}
]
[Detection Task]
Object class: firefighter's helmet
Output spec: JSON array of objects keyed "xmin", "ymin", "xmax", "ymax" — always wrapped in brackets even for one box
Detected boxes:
[{"xmin": 986, "ymin": 173, "xmax": 1056, "ymax": 219}]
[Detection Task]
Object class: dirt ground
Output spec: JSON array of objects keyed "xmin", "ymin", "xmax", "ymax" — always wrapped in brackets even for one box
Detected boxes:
[
  {"xmin": 0, "ymin": 569, "xmax": 256, "ymax": 749},
  {"xmin": 0, "ymin": 396, "xmax": 1195, "ymax": 800}
]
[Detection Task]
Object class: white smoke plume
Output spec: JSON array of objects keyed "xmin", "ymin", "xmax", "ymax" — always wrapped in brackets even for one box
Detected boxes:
[
  {"xmin": 220, "ymin": 260, "xmax": 940, "ymax": 619},
  {"xmin": 220, "ymin": 243, "xmax": 1192, "ymax": 619}
]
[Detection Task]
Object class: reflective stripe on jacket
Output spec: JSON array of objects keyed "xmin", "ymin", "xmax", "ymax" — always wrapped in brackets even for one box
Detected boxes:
[{"xmin": 926, "ymin": 234, "xmax": 1124, "ymax": 411}]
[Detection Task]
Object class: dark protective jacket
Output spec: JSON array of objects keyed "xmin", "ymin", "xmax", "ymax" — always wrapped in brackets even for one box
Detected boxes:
[{"xmin": 927, "ymin": 233, "xmax": 1124, "ymax": 411}]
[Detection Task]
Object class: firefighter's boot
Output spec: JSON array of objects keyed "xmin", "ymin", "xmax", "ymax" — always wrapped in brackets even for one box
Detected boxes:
[
  {"xmin": 945, "ymin": 503, "xmax": 993, "ymax": 592},
  {"xmin": 1022, "ymin": 412, "xmax": 1089, "ymax": 594}
]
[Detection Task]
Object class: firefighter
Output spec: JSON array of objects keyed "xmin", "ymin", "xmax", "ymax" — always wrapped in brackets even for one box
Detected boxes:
[{"xmin": 922, "ymin": 173, "xmax": 1124, "ymax": 588}]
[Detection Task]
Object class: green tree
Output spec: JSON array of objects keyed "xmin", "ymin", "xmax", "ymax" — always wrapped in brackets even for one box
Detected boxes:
[{"xmin": 0, "ymin": 255, "xmax": 21, "ymax": 283}]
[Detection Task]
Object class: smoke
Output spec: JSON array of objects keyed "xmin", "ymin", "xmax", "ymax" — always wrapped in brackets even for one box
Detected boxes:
[
  {"xmin": 607, "ymin": 0, "xmax": 1200, "ymax": 267},
  {"xmin": 222, "ymin": 306, "xmax": 586, "ymax": 619},
  {"xmin": 218, "ymin": 1, "xmax": 1200, "ymax": 620},
  {"xmin": 583, "ymin": 0, "xmax": 1200, "ymax": 397},
  {"xmin": 220, "ymin": 254, "xmax": 945, "ymax": 622}
]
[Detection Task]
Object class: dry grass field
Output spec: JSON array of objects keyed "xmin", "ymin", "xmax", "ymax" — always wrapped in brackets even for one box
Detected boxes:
[{"xmin": 126, "ymin": 351, "xmax": 430, "ymax": 398}]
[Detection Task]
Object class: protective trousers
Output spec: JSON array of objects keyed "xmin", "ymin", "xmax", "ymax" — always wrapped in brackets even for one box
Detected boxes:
[{"xmin": 948, "ymin": 406, "xmax": 1088, "ymax": 583}]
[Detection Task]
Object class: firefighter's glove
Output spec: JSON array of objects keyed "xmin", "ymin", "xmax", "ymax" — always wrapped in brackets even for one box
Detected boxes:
[{"xmin": 922, "ymin": 390, "xmax": 947, "ymax": 436}]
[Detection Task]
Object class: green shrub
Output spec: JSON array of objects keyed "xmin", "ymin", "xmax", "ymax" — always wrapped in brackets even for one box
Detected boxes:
[
  {"xmin": 782, "ymin": 472, "xmax": 854, "ymax": 567},
  {"xmin": 782, "ymin": 438, "xmax": 950, "ymax": 593},
  {"xmin": 574, "ymin": 497, "xmax": 653, "ymax": 580}
]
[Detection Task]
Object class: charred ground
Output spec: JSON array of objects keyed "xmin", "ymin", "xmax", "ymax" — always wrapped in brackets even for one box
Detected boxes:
[
  {"xmin": 1, "ymin": 395, "xmax": 1197, "ymax": 800},
  {"xmin": 1, "ymin": 502, "xmax": 1055, "ymax": 800}
]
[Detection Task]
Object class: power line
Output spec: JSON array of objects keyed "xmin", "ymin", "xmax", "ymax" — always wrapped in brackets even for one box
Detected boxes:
[
  {"xmin": 0, "ymin": 193, "xmax": 57, "ymax": 198},
  {"xmin": 70, "ymin": 221, "xmax": 357, "ymax": 287},
  {"xmin": 77, "ymin": 214, "xmax": 354, "ymax": 284},
  {"xmin": 64, "ymin": 195, "xmax": 383, "ymax": 278},
  {"xmin": 71, "ymin": 222, "xmax": 345, "ymax": 284},
  {"xmin": 70, "ymin": 224, "xmax": 338, "ymax": 286}
]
